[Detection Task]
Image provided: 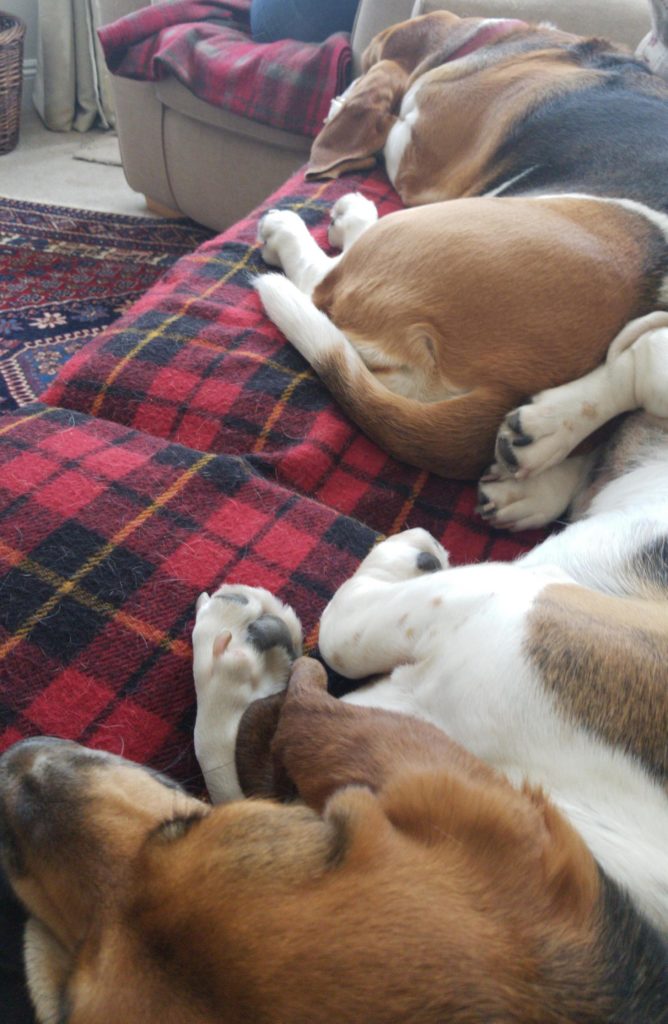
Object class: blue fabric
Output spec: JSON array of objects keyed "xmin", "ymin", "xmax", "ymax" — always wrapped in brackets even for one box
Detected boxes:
[{"xmin": 250, "ymin": 0, "xmax": 359, "ymax": 43}]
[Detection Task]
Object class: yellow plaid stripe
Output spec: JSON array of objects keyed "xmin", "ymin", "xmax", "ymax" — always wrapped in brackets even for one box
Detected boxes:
[
  {"xmin": 390, "ymin": 470, "xmax": 429, "ymax": 534},
  {"xmin": 0, "ymin": 407, "xmax": 51, "ymax": 437},
  {"xmin": 253, "ymin": 367, "xmax": 313, "ymax": 453},
  {"xmin": 0, "ymin": 451, "xmax": 214, "ymax": 661}
]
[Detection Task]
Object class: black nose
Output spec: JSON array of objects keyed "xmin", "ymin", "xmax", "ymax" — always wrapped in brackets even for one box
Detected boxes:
[
  {"xmin": 0, "ymin": 736, "xmax": 81, "ymax": 779},
  {"xmin": 0, "ymin": 738, "xmax": 111, "ymax": 859}
]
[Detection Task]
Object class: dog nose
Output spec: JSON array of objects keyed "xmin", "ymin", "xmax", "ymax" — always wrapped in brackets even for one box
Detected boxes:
[
  {"xmin": 0, "ymin": 738, "xmax": 111, "ymax": 851},
  {"xmin": 0, "ymin": 735, "xmax": 91, "ymax": 794}
]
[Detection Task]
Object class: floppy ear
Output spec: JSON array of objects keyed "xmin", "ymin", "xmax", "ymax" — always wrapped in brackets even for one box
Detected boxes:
[
  {"xmin": 271, "ymin": 657, "xmax": 499, "ymax": 812},
  {"xmin": 361, "ymin": 10, "xmax": 462, "ymax": 73},
  {"xmin": 307, "ymin": 60, "xmax": 408, "ymax": 180},
  {"xmin": 235, "ymin": 690, "xmax": 295, "ymax": 801}
]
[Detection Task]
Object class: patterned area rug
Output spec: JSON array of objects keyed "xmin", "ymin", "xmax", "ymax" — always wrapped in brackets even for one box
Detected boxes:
[{"xmin": 0, "ymin": 198, "xmax": 212, "ymax": 410}]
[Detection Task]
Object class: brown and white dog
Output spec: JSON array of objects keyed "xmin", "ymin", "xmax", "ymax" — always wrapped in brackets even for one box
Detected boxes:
[
  {"xmin": 2, "ymin": 366, "xmax": 668, "ymax": 1023},
  {"xmin": 255, "ymin": 10, "xmax": 668, "ymax": 479}
]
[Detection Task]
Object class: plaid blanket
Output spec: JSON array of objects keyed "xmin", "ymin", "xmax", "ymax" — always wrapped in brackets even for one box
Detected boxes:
[
  {"xmin": 0, "ymin": 404, "xmax": 377, "ymax": 785},
  {"xmin": 98, "ymin": 0, "xmax": 352, "ymax": 138},
  {"xmin": 3, "ymin": 165, "xmax": 541, "ymax": 792}
]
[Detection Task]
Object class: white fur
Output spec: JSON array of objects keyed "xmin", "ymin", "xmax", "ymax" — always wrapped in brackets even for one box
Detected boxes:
[
  {"xmin": 484, "ymin": 314, "xmax": 668, "ymax": 528},
  {"xmin": 193, "ymin": 439, "xmax": 668, "ymax": 936}
]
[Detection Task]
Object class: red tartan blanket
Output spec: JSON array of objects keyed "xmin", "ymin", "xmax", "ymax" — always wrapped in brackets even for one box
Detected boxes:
[
  {"xmin": 98, "ymin": 0, "xmax": 352, "ymax": 138},
  {"xmin": 2, "ymin": 165, "xmax": 543, "ymax": 791}
]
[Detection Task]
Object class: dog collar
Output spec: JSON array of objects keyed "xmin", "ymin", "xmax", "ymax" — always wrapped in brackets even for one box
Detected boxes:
[{"xmin": 448, "ymin": 18, "xmax": 527, "ymax": 62}]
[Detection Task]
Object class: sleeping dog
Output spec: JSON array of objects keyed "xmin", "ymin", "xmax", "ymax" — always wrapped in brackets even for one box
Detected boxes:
[
  {"xmin": 255, "ymin": 10, "xmax": 668, "ymax": 479},
  {"xmin": 2, "ymin": 347, "xmax": 668, "ymax": 1022},
  {"xmin": 2, "ymin": 386, "xmax": 668, "ymax": 1024},
  {"xmin": 1, "ymin": 594, "xmax": 667, "ymax": 1024},
  {"xmin": 193, "ymin": 330, "xmax": 668, "ymax": 1017}
]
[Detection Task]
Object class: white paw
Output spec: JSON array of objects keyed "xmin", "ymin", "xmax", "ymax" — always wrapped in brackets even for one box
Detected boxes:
[
  {"xmin": 257, "ymin": 209, "xmax": 307, "ymax": 267},
  {"xmin": 328, "ymin": 192, "xmax": 378, "ymax": 249},
  {"xmin": 192, "ymin": 585, "xmax": 302, "ymax": 802},
  {"xmin": 357, "ymin": 527, "xmax": 450, "ymax": 581},
  {"xmin": 494, "ymin": 395, "xmax": 582, "ymax": 478},
  {"xmin": 477, "ymin": 459, "xmax": 586, "ymax": 530}
]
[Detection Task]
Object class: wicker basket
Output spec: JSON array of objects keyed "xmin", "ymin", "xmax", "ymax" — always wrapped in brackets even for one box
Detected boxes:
[{"xmin": 0, "ymin": 11, "xmax": 26, "ymax": 155}]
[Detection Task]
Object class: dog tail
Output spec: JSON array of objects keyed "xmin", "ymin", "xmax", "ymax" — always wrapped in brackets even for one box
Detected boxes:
[{"xmin": 255, "ymin": 273, "xmax": 509, "ymax": 480}]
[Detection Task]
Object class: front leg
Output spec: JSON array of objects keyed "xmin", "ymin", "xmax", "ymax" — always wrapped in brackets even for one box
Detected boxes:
[
  {"xmin": 257, "ymin": 209, "xmax": 339, "ymax": 294},
  {"xmin": 318, "ymin": 528, "xmax": 450, "ymax": 679},
  {"xmin": 327, "ymin": 193, "xmax": 378, "ymax": 251},
  {"xmin": 495, "ymin": 313, "xmax": 668, "ymax": 478},
  {"xmin": 192, "ymin": 585, "xmax": 302, "ymax": 802},
  {"xmin": 477, "ymin": 454, "xmax": 593, "ymax": 530}
]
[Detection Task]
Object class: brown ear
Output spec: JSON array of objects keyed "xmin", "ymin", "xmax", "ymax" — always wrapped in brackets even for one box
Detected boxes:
[
  {"xmin": 235, "ymin": 690, "xmax": 296, "ymax": 801},
  {"xmin": 307, "ymin": 60, "xmax": 408, "ymax": 180},
  {"xmin": 361, "ymin": 10, "xmax": 463, "ymax": 74}
]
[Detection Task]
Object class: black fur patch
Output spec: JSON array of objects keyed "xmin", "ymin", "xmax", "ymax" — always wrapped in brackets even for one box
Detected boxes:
[
  {"xmin": 487, "ymin": 72, "xmax": 668, "ymax": 221},
  {"xmin": 597, "ymin": 870, "xmax": 668, "ymax": 1022},
  {"xmin": 629, "ymin": 536, "xmax": 668, "ymax": 595}
]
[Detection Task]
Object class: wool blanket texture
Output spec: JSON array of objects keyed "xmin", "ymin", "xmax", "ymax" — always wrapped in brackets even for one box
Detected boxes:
[{"xmin": 98, "ymin": 0, "xmax": 352, "ymax": 137}]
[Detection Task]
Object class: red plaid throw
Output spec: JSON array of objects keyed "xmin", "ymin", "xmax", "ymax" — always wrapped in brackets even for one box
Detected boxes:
[
  {"xmin": 46, "ymin": 165, "xmax": 540, "ymax": 565},
  {"xmin": 98, "ymin": 0, "xmax": 352, "ymax": 138},
  {"xmin": 3, "ymin": 164, "xmax": 543, "ymax": 789},
  {"xmin": 0, "ymin": 405, "xmax": 377, "ymax": 783}
]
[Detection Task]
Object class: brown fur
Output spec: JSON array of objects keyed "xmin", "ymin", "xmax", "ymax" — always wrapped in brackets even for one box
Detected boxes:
[
  {"xmin": 0, "ymin": 660, "xmax": 631, "ymax": 1024},
  {"xmin": 310, "ymin": 198, "xmax": 661, "ymax": 478},
  {"xmin": 526, "ymin": 583, "xmax": 668, "ymax": 782},
  {"xmin": 292, "ymin": 14, "xmax": 668, "ymax": 479}
]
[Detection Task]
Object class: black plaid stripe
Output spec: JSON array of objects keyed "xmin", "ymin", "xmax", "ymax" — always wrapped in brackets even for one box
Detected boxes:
[{"xmin": 0, "ymin": 405, "xmax": 379, "ymax": 784}]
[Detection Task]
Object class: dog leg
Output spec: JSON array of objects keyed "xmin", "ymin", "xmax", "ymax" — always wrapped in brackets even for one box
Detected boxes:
[
  {"xmin": 328, "ymin": 193, "xmax": 379, "ymax": 251},
  {"xmin": 476, "ymin": 454, "xmax": 594, "ymax": 530},
  {"xmin": 192, "ymin": 585, "xmax": 302, "ymax": 803},
  {"xmin": 257, "ymin": 209, "xmax": 339, "ymax": 294},
  {"xmin": 318, "ymin": 528, "xmax": 451, "ymax": 682},
  {"xmin": 495, "ymin": 313, "xmax": 668, "ymax": 478}
]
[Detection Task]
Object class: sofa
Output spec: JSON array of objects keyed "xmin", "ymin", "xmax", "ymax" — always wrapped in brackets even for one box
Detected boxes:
[
  {"xmin": 100, "ymin": 0, "xmax": 651, "ymax": 230},
  {"xmin": 0, "ymin": 2, "xmax": 656, "ymax": 1021}
]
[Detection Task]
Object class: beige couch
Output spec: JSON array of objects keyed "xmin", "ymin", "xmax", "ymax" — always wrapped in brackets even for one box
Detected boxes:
[{"xmin": 100, "ymin": 0, "xmax": 651, "ymax": 231}]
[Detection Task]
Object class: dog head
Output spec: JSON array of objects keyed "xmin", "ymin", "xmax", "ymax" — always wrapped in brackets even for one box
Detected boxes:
[
  {"xmin": 307, "ymin": 10, "xmax": 527, "ymax": 180},
  {"xmin": 0, "ymin": 662, "xmax": 610, "ymax": 1024}
]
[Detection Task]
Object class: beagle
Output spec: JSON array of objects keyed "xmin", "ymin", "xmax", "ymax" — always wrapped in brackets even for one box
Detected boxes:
[
  {"xmin": 255, "ymin": 11, "xmax": 668, "ymax": 479},
  {"xmin": 189, "ymin": 334, "xmax": 668, "ymax": 1017},
  {"xmin": 3, "ymin": 359, "xmax": 668, "ymax": 1024},
  {"xmin": 1, "ymin": 664, "xmax": 667, "ymax": 1023}
]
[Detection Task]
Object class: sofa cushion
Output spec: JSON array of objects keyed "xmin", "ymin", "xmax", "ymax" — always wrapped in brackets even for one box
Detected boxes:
[
  {"xmin": 45, "ymin": 167, "xmax": 536, "ymax": 559},
  {"xmin": 0, "ymin": 404, "xmax": 381, "ymax": 783}
]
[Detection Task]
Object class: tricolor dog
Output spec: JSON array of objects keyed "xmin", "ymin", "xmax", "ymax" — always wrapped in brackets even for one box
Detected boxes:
[
  {"xmin": 2, "ymin": 363, "xmax": 668, "ymax": 1020},
  {"xmin": 255, "ymin": 10, "xmax": 668, "ymax": 479}
]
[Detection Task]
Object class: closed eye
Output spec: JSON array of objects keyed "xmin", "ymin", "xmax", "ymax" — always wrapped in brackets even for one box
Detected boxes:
[{"xmin": 151, "ymin": 812, "xmax": 208, "ymax": 843}]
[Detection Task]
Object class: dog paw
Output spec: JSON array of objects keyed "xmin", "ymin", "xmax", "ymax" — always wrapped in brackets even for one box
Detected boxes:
[
  {"xmin": 257, "ymin": 209, "xmax": 307, "ymax": 267},
  {"xmin": 494, "ymin": 396, "xmax": 582, "ymax": 478},
  {"xmin": 477, "ymin": 459, "xmax": 585, "ymax": 531},
  {"xmin": 328, "ymin": 192, "xmax": 378, "ymax": 250},
  {"xmin": 193, "ymin": 585, "xmax": 302, "ymax": 802},
  {"xmin": 358, "ymin": 528, "xmax": 450, "ymax": 581}
]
